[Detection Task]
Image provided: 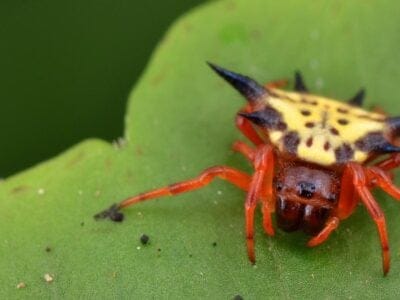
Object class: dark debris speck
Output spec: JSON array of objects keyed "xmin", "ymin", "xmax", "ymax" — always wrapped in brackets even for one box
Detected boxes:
[
  {"xmin": 94, "ymin": 203, "xmax": 124, "ymax": 222},
  {"xmin": 110, "ymin": 211, "xmax": 124, "ymax": 222},
  {"xmin": 140, "ymin": 234, "xmax": 150, "ymax": 245}
]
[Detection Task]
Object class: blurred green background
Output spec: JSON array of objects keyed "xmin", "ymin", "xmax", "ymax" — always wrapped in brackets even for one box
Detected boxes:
[{"xmin": 0, "ymin": 0, "xmax": 204, "ymax": 178}]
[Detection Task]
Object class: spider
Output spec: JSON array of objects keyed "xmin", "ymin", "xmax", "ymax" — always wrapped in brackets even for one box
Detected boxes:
[{"xmin": 95, "ymin": 63, "xmax": 400, "ymax": 275}]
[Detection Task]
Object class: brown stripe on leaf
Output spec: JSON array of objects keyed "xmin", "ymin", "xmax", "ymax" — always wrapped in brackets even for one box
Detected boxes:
[
  {"xmin": 334, "ymin": 144, "xmax": 354, "ymax": 163},
  {"xmin": 283, "ymin": 131, "xmax": 300, "ymax": 154}
]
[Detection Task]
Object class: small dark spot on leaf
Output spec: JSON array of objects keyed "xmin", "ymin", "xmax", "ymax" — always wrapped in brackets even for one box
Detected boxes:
[
  {"xmin": 45, "ymin": 246, "xmax": 51, "ymax": 252},
  {"xmin": 233, "ymin": 295, "xmax": 244, "ymax": 300},
  {"xmin": 301, "ymin": 109, "xmax": 311, "ymax": 116},
  {"xmin": 94, "ymin": 203, "xmax": 124, "ymax": 222},
  {"xmin": 305, "ymin": 122, "xmax": 315, "ymax": 128},
  {"xmin": 337, "ymin": 107, "xmax": 349, "ymax": 114},
  {"xmin": 140, "ymin": 234, "xmax": 150, "ymax": 245},
  {"xmin": 212, "ymin": 242, "xmax": 217, "ymax": 247},
  {"xmin": 110, "ymin": 212, "xmax": 124, "ymax": 222},
  {"xmin": 10, "ymin": 185, "xmax": 30, "ymax": 194},
  {"xmin": 157, "ymin": 248, "xmax": 162, "ymax": 252},
  {"xmin": 80, "ymin": 222, "xmax": 85, "ymax": 227}
]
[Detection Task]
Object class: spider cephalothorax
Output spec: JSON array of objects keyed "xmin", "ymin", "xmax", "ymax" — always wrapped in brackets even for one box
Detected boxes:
[{"xmin": 96, "ymin": 63, "xmax": 400, "ymax": 276}]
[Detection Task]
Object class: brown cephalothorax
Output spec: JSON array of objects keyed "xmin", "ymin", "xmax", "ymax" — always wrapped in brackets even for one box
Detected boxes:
[{"xmin": 95, "ymin": 63, "xmax": 400, "ymax": 276}]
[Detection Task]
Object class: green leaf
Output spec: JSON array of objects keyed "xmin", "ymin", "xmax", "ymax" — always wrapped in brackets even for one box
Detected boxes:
[{"xmin": 2, "ymin": 0, "xmax": 400, "ymax": 298}]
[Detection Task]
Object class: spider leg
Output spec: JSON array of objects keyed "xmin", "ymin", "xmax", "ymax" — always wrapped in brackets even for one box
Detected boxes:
[
  {"xmin": 307, "ymin": 162, "xmax": 363, "ymax": 246},
  {"xmin": 236, "ymin": 105, "xmax": 264, "ymax": 146},
  {"xmin": 367, "ymin": 167, "xmax": 400, "ymax": 200},
  {"xmin": 94, "ymin": 166, "xmax": 251, "ymax": 220},
  {"xmin": 336, "ymin": 162, "xmax": 359, "ymax": 219},
  {"xmin": 245, "ymin": 144, "xmax": 275, "ymax": 262},
  {"xmin": 265, "ymin": 79, "xmax": 288, "ymax": 89},
  {"xmin": 374, "ymin": 153, "xmax": 400, "ymax": 172},
  {"xmin": 232, "ymin": 140, "xmax": 255, "ymax": 162},
  {"xmin": 232, "ymin": 140, "xmax": 275, "ymax": 236},
  {"xmin": 307, "ymin": 216, "xmax": 340, "ymax": 247},
  {"xmin": 348, "ymin": 163, "xmax": 390, "ymax": 276},
  {"xmin": 260, "ymin": 146, "xmax": 275, "ymax": 237}
]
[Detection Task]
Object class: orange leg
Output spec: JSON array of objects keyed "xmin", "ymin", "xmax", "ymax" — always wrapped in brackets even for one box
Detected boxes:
[
  {"xmin": 348, "ymin": 163, "xmax": 390, "ymax": 276},
  {"xmin": 245, "ymin": 144, "xmax": 275, "ymax": 263},
  {"xmin": 260, "ymin": 147, "xmax": 275, "ymax": 237},
  {"xmin": 94, "ymin": 166, "xmax": 251, "ymax": 221},
  {"xmin": 375, "ymin": 153, "xmax": 400, "ymax": 172},
  {"xmin": 236, "ymin": 113, "xmax": 264, "ymax": 146},
  {"xmin": 232, "ymin": 140, "xmax": 255, "ymax": 162},
  {"xmin": 236, "ymin": 104, "xmax": 264, "ymax": 146},
  {"xmin": 336, "ymin": 162, "xmax": 359, "ymax": 219},
  {"xmin": 306, "ymin": 161, "xmax": 353, "ymax": 247},
  {"xmin": 367, "ymin": 167, "xmax": 400, "ymax": 200},
  {"xmin": 307, "ymin": 216, "xmax": 340, "ymax": 247},
  {"xmin": 232, "ymin": 140, "xmax": 275, "ymax": 237},
  {"xmin": 265, "ymin": 79, "xmax": 288, "ymax": 89}
]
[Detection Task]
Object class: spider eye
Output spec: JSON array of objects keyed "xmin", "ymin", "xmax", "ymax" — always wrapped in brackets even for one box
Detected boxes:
[{"xmin": 298, "ymin": 181, "xmax": 316, "ymax": 198}]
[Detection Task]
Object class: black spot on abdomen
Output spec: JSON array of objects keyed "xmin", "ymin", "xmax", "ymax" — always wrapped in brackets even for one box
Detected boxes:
[
  {"xmin": 334, "ymin": 143, "xmax": 354, "ymax": 163},
  {"xmin": 283, "ymin": 131, "xmax": 300, "ymax": 154}
]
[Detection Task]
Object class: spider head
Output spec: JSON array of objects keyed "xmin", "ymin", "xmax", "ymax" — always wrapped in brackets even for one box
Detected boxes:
[{"xmin": 274, "ymin": 164, "xmax": 340, "ymax": 234}]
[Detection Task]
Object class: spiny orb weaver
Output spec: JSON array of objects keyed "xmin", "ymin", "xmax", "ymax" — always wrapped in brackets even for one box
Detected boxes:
[{"xmin": 95, "ymin": 63, "xmax": 400, "ymax": 275}]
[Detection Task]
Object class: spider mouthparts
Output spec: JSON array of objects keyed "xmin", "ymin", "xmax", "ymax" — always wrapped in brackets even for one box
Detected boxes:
[{"xmin": 94, "ymin": 203, "xmax": 124, "ymax": 222}]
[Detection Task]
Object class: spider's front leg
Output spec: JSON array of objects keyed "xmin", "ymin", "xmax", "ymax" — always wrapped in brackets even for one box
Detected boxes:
[
  {"xmin": 244, "ymin": 144, "xmax": 275, "ymax": 263},
  {"xmin": 94, "ymin": 166, "xmax": 252, "ymax": 222},
  {"xmin": 306, "ymin": 164, "xmax": 359, "ymax": 247},
  {"xmin": 232, "ymin": 140, "xmax": 275, "ymax": 237},
  {"xmin": 346, "ymin": 163, "xmax": 391, "ymax": 275},
  {"xmin": 235, "ymin": 106, "xmax": 265, "ymax": 146}
]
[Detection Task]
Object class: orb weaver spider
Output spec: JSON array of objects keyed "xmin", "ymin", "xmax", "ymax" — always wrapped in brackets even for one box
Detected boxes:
[{"xmin": 96, "ymin": 63, "xmax": 400, "ymax": 275}]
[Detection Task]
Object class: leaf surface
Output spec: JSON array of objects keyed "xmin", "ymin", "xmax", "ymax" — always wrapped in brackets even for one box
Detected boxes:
[{"xmin": 2, "ymin": 0, "xmax": 400, "ymax": 298}]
